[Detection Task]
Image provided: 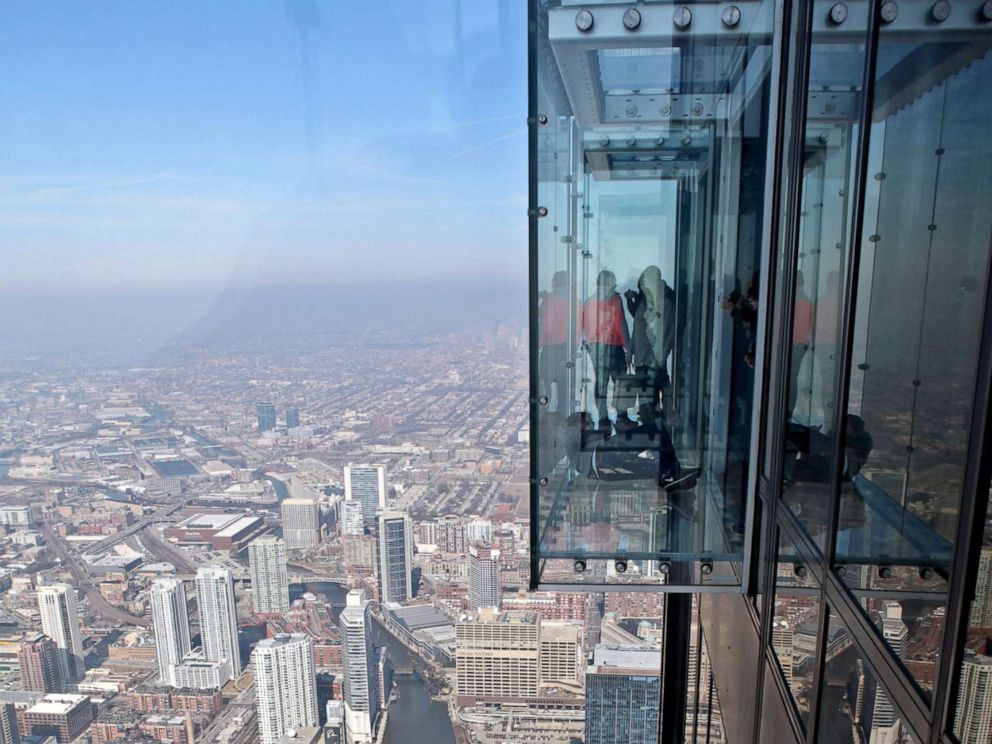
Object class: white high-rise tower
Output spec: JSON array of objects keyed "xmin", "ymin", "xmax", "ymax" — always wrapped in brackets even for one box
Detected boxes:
[
  {"xmin": 954, "ymin": 651, "xmax": 992, "ymax": 744},
  {"xmin": 150, "ymin": 578, "xmax": 191, "ymax": 686},
  {"xmin": 376, "ymin": 511, "xmax": 413, "ymax": 603},
  {"xmin": 37, "ymin": 584, "xmax": 84, "ymax": 682},
  {"xmin": 195, "ymin": 566, "xmax": 242, "ymax": 677},
  {"xmin": 340, "ymin": 590, "xmax": 378, "ymax": 744},
  {"xmin": 344, "ymin": 465, "xmax": 386, "ymax": 523},
  {"xmin": 248, "ymin": 538, "xmax": 290, "ymax": 615},
  {"xmin": 252, "ymin": 633, "xmax": 319, "ymax": 744},
  {"xmin": 468, "ymin": 544, "xmax": 501, "ymax": 611}
]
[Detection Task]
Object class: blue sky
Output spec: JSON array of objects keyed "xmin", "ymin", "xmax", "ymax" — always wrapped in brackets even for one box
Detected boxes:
[{"xmin": 0, "ymin": 1, "xmax": 528, "ymax": 291}]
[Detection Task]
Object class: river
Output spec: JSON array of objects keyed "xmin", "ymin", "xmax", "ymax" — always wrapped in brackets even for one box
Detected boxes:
[{"xmin": 290, "ymin": 581, "xmax": 456, "ymax": 744}]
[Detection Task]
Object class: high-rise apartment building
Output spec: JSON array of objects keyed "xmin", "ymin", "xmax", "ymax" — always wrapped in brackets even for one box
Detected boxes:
[
  {"xmin": 195, "ymin": 567, "xmax": 241, "ymax": 677},
  {"xmin": 248, "ymin": 537, "xmax": 290, "ymax": 615},
  {"xmin": 585, "ymin": 645, "xmax": 662, "ymax": 744},
  {"xmin": 954, "ymin": 650, "xmax": 992, "ymax": 744},
  {"xmin": 0, "ymin": 701, "xmax": 18, "ymax": 744},
  {"xmin": 281, "ymin": 498, "xmax": 320, "ymax": 550},
  {"xmin": 150, "ymin": 578, "xmax": 192, "ymax": 687},
  {"xmin": 339, "ymin": 590, "xmax": 378, "ymax": 744},
  {"xmin": 256, "ymin": 403, "xmax": 276, "ymax": 432},
  {"xmin": 340, "ymin": 499, "xmax": 364, "ymax": 537},
  {"xmin": 376, "ymin": 511, "xmax": 413, "ymax": 603},
  {"xmin": 18, "ymin": 634, "xmax": 63, "ymax": 694},
  {"xmin": 252, "ymin": 633, "xmax": 318, "ymax": 744},
  {"xmin": 37, "ymin": 584, "xmax": 84, "ymax": 683},
  {"xmin": 455, "ymin": 609, "xmax": 540, "ymax": 705},
  {"xmin": 468, "ymin": 544, "xmax": 500, "ymax": 611},
  {"xmin": 972, "ymin": 547, "xmax": 992, "ymax": 629},
  {"xmin": 343, "ymin": 465, "xmax": 386, "ymax": 523}
]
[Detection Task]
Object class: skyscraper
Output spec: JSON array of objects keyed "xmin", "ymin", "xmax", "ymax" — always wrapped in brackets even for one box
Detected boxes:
[
  {"xmin": 252, "ymin": 633, "xmax": 318, "ymax": 744},
  {"xmin": 972, "ymin": 546, "xmax": 992, "ymax": 629},
  {"xmin": 248, "ymin": 537, "xmax": 290, "ymax": 615},
  {"xmin": 954, "ymin": 650, "xmax": 992, "ymax": 744},
  {"xmin": 37, "ymin": 584, "xmax": 84, "ymax": 683},
  {"xmin": 468, "ymin": 544, "xmax": 501, "ymax": 611},
  {"xmin": 585, "ymin": 644, "xmax": 662, "ymax": 744},
  {"xmin": 195, "ymin": 567, "xmax": 242, "ymax": 677},
  {"xmin": 344, "ymin": 465, "xmax": 386, "ymax": 523},
  {"xmin": 340, "ymin": 499, "xmax": 364, "ymax": 537},
  {"xmin": 285, "ymin": 407, "xmax": 300, "ymax": 429},
  {"xmin": 281, "ymin": 498, "xmax": 320, "ymax": 550},
  {"xmin": 0, "ymin": 701, "xmax": 19, "ymax": 744},
  {"xmin": 871, "ymin": 602, "xmax": 909, "ymax": 735},
  {"xmin": 376, "ymin": 511, "xmax": 413, "ymax": 603},
  {"xmin": 771, "ymin": 617, "xmax": 794, "ymax": 688},
  {"xmin": 339, "ymin": 590, "xmax": 378, "ymax": 744},
  {"xmin": 256, "ymin": 403, "xmax": 276, "ymax": 432},
  {"xmin": 18, "ymin": 634, "xmax": 64, "ymax": 693},
  {"xmin": 150, "ymin": 578, "xmax": 192, "ymax": 687}
]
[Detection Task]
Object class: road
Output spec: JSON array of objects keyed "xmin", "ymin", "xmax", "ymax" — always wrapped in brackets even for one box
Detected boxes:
[
  {"xmin": 140, "ymin": 524, "xmax": 196, "ymax": 573},
  {"xmin": 40, "ymin": 522, "xmax": 150, "ymax": 628},
  {"xmin": 81, "ymin": 500, "xmax": 184, "ymax": 555}
]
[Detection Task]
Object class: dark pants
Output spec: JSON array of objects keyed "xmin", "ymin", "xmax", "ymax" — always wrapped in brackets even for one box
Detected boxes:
[
  {"xmin": 633, "ymin": 364, "xmax": 671, "ymax": 420},
  {"xmin": 588, "ymin": 343, "xmax": 626, "ymax": 421},
  {"xmin": 538, "ymin": 343, "xmax": 569, "ymax": 411}
]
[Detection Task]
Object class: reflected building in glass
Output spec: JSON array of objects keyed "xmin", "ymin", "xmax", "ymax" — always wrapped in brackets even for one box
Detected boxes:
[{"xmin": 529, "ymin": 1, "xmax": 992, "ymax": 742}]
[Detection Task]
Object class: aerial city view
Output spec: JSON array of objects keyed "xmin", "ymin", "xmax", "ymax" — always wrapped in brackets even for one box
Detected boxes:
[{"xmin": 1, "ymin": 323, "xmax": 655, "ymax": 744}]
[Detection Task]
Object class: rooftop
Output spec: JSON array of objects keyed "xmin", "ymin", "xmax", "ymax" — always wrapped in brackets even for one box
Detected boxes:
[{"xmin": 27, "ymin": 694, "xmax": 90, "ymax": 715}]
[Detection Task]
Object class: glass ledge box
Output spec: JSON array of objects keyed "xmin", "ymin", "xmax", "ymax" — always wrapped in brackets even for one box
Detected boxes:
[{"xmin": 528, "ymin": 0, "xmax": 992, "ymax": 594}]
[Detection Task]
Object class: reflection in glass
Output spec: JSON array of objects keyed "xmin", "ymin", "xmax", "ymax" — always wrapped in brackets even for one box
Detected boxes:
[
  {"xmin": 533, "ymin": 0, "xmax": 776, "ymax": 587},
  {"xmin": 836, "ymin": 33, "xmax": 992, "ymax": 699},
  {"xmin": 771, "ymin": 531, "xmax": 819, "ymax": 731},
  {"xmin": 780, "ymin": 24, "xmax": 867, "ymax": 550},
  {"xmin": 817, "ymin": 611, "xmax": 920, "ymax": 744}
]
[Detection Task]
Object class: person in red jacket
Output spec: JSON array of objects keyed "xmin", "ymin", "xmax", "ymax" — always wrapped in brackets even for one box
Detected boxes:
[
  {"xmin": 538, "ymin": 271, "xmax": 571, "ymax": 411},
  {"xmin": 582, "ymin": 269, "xmax": 629, "ymax": 428}
]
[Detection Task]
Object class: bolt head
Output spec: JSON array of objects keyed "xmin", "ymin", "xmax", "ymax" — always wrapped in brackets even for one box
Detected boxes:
[
  {"xmin": 657, "ymin": 561, "xmax": 671, "ymax": 574},
  {"xmin": 830, "ymin": 3, "xmax": 848, "ymax": 23},
  {"xmin": 880, "ymin": 2, "xmax": 898, "ymax": 22},
  {"xmin": 537, "ymin": 113, "xmax": 549, "ymax": 125},
  {"xmin": 700, "ymin": 562, "xmax": 713, "ymax": 576},
  {"xmin": 622, "ymin": 8, "xmax": 641, "ymax": 30},
  {"xmin": 722, "ymin": 6, "xmax": 742, "ymax": 27},
  {"xmin": 575, "ymin": 10, "xmax": 594, "ymax": 32},
  {"xmin": 673, "ymin": 6, "xmax": 692, "ymax": 29},
  {"xmin": 573, "ymin": 559, "xmax": 586, "ymax": 574},
  {"xmin": 932, "ymin": 1, "xmax": 951, "ymax": 22},
  {"xmin": 614, "ymin": 559, "xmax": 628, "ymax": 574}
]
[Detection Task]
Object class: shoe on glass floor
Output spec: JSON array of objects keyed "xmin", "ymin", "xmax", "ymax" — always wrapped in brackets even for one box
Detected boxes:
[{"xmin": 659, "ymin": 467, "xmax": 700, "ymax": 492}]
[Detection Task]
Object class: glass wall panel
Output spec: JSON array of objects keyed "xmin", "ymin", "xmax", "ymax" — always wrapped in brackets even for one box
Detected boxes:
[
  {"xmin": 836, "ymin": 18, "xmax": 992, "ymax": 701},
  {"xmin": 817, "ymin": 610, "xmax": 921, "ymax": 744},
  {"xmin": 532, "ymin": 0, "xmax": 776, "ymax": 588},
  {"xmin": 780, "ymin": 9, "xmax": 868, "ymax": 550},
  {"xmin": 771, "ymin": 530, "xmax": 820, "ymax": 731}
]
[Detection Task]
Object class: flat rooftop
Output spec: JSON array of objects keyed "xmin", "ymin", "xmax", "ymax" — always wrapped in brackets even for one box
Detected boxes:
[
  {"xmin": 174, "ymin": 513, "xmax": 242, "ymax": 531},
  {"xmin": 27, "ymin": 694, "xmax": 90, "ymax": 715},
  {"xmin": 213, "ymin": 515, "xmax": 261, "ymax": 538}
]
